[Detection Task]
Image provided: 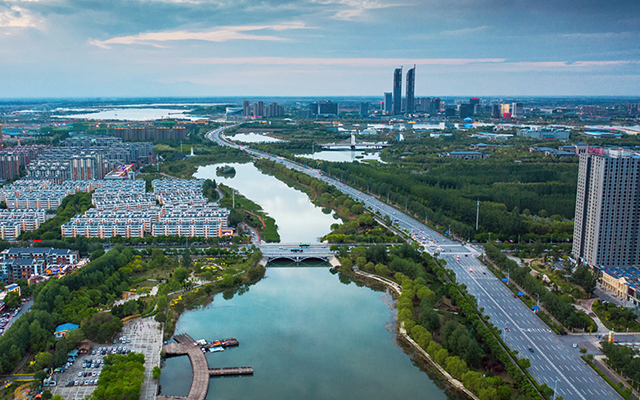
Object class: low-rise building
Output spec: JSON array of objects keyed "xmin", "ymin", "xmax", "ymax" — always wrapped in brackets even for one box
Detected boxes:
[
  {"xmin": 443, "ymin": 151, "xmax": 490, "ymax": 160},
  {"xmin": 518, "ymin": 127, "xmax": 571, "ymax": 140}
]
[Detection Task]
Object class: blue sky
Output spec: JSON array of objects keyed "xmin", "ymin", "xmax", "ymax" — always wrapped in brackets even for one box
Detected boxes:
[{"xmin": 0, "ymin": 0, "xmax": 639, "ymax": 97}]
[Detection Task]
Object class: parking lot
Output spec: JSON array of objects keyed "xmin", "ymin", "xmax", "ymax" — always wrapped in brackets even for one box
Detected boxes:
[{"xmin": 50, "ymin": 317, "xmax": 162, "ymax": 400}]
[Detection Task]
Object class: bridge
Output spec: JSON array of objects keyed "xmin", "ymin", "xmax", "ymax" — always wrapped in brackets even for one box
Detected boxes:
[
  {"xmin": 320, "ymin": 133, "xmax": 390, "ymax": 150},
  {"xmin": 258, "ymin": 243, "xmax": 336, "ymax": 263}
]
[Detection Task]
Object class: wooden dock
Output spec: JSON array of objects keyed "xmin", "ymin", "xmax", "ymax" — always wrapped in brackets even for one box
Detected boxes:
[
  {"xmin": 209, "ymin": 367, "xmax": 254, "ymax": 376},
  {"xmin": 158, "ymin": 334, "xmax": 253, "ymax": 400}
]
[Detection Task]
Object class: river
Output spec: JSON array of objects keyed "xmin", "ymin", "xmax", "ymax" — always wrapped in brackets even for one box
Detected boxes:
[
  {"xmin": 161, "ymin": 161, "xmax": 454, "ymax": 400},
  {"xmin": 159, "ymin": 264, "xmax": 452, "ymax": 400},
  {"xmin": 194, "ymin": 162, "xmax": 336, "ymax": 244}
]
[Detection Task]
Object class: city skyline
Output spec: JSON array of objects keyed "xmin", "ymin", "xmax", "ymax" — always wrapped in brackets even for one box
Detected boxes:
[{"xmin": 0, "ymin": 0, "xmax": 639, "ymax": 97}]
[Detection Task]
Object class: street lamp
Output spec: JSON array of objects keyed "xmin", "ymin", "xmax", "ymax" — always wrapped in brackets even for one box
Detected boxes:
[{"xmin": 553, "ymin": 378, "xmax": 560, "ymax": 400}]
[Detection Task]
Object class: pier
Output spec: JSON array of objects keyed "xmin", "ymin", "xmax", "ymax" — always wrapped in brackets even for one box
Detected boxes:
[{"xmin": 158, "ymin": 334, "xmax": 252, "ymax": 400}]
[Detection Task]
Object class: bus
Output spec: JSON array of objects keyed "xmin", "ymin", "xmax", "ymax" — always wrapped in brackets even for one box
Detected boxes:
[{"xmin": 300, "ymin": 243, "xmax": 310, "ymax": 247}]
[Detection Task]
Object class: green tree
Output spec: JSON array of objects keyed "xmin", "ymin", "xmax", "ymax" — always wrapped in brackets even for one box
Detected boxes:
[
  {"xmin": 41, "ymin": 390, "xmax": 53, "ymax": 400},
  {"xmin": 3, "ymin": 291, "xmax": 20, "ymax": 309},
  {"xmin": 54, "ymin": 339, "xmax": 68, "ymax": 367},
  {"xmin": 174, "ymin": 268, "xmax": 189, "ymax": 284},
  {"xmin": 34, "ymin": 369, "xmax": 47, "ymax": 382},
  {"xmin": 152, "ymin": 366, "xmax": 161, "ymax": 380},
  {"xmin": 90, "ymin": 249, "xmax": 105, "ymax": 261},
  {"xmin": 181, "ymin": 248, "xmax": 193, "ymax": 270},
  {"xmin": 52, "ymin": 395, "xmax": 64, "ymax": 400},
  {"xmin": 34, "ymin": 352, "xmax": 55, "ymax": 370},
  {"xmin": 82, "ymin": 313, "xmax": 123, "ymax": 343},
  {"xmin": 445, "ymin": 356, "xmax": 468, "ymax": 379}
]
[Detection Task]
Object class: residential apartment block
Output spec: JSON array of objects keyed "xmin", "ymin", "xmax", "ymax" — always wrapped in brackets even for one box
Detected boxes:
[
  {"xmin": 573, "ymin": 147, "xmax": 640, "ymax": 268},
  {"xmin": 61, "ymin": 179, "xmax": 232, "ymax": 239}
]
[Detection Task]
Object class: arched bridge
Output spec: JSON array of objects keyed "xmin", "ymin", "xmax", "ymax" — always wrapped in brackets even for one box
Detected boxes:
[{"xmin": 259, "ymin": 243, "xmax": 336, "ymax": 263}]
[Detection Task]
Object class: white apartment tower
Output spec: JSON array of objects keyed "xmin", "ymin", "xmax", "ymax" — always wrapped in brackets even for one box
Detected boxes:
[{"xmin": 573, "ymin": 147, "xmax": 640, "ymax": 267}]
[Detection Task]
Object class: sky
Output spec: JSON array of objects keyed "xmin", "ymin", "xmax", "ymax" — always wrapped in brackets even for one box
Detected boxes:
[{"xmin": 1, "ymin": 0, "xmax": 639, "ymax": 98}]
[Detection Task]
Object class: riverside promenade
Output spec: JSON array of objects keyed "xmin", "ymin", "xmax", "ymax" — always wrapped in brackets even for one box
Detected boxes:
[{"xmin": 157, "ymin": 334, "xmax": 253, "ymax": 400}]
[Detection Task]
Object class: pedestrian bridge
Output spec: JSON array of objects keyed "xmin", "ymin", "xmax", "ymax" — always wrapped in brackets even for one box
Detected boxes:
[{"xmin": 258, "ymin": 243, "xmax": 336, "ymax": 263}]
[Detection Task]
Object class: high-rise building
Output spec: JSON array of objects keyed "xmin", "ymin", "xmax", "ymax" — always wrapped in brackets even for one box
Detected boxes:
[
  {"xmin": 500, "ymin": 104, "xmax": 511, "ymax": 117},
  {"xmin": 243, "ymin": 101, "xmax": 251, "ymax": 117},
  {"xmin": 392, "ymin": 67, "xmax": 402, "ymax": 115},
  {"xmin": 491, "ymin": 105, "xmax": 501, "ymax": 118},
  {"xmin": 252, "ymin": 101, "xmax": 265, "ymax": 118},
  {"xmin": 383, "ymin": 93, "xmax": 393, "ymax": 114},
  {"xmin": 573, "ymin": 147, "xmax": 640, "ymax": 268},
  {"xmin": 310, "ymin": 100, "xmax": 338, "ymax": 118},
  {"xmin": 511, "ymin": 102, "xmax": 524, "ymax": 118},
  {"xmin": 360, "ymin": 102, "xmax": 369, "ymax": 119},
  {"xmin": 459, "ymin": 104, "xmax": 474, "ymax": 119},
  {"xmin": 431, "ymin": 98, "xmax": 441, "ymax": 115},
  {"xmin": 405, "ymin": 65, "xmax": 415, "ymax": 114}
]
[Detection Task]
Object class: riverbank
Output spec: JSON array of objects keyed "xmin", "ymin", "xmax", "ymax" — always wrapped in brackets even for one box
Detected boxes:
[
  {"xmin": 347, "ymin": 265, "xmax": 480, "ymax": 400},
  {"xmin": 163, "ymin": 250, "xmax": 266, "ymax": 340},
  {"xmin": 217, "ymin": 183, "xmax": 280, "ymax": 243}
]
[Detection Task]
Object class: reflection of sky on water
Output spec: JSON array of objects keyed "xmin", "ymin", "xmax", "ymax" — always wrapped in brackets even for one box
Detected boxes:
[
  {"xmin": 297, "ymin": 150, "xmax": 382, "ymax": 163},
  {"xmin": 54, "ymin": 107, "xmax": 205, "ymax": 121},
  {"xmin": 228, "ymin": 132, "xmax": 284, "ymax": 143},
  {"xmin": 194, "ymin": 163, "xmax": 335, "ymax": 243},
  {"xmin": 160, "ymin": 267, "xmax": 448, "ymax": 400}
]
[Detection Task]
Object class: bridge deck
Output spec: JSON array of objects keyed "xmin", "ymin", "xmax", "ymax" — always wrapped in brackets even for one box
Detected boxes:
[{"xmin": 160, "ymin": 334, "xmax": 252, "ymax": 400}]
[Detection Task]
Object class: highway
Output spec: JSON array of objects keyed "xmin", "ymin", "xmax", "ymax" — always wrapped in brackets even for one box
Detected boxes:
[{"xmin": 208, "ymin": 126, "xmax": 620, "ymax": 400}]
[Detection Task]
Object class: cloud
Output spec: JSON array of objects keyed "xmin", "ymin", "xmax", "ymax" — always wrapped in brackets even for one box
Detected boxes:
[
  {"xmin": 559, "ymin": 32, "xmax": 633, "ymax": 40},
  {"xmin": 90, "ymin": 21, "xmax": 311, "ymax": 48},
  {"xmin": 441, "ymin": 26, "xmax": 488, "ymax": 36},
  {"xmin": 0, "ymin": 6, "xmax": 39, "ymax": 28},
  {"xmin": 185, "ymin": 56, "xmax": 506, "ymax": 66},
  {"xmin": 312, "ymin": 0, "xmax": 406, "ymax": 21}
]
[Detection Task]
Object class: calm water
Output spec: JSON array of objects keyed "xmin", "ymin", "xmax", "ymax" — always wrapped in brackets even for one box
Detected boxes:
[
  {"xmin": 228, "ymin": 133, "xmax": 285, "ymax": 143},
  {"xmin": 53, "ymin": 107, "xmax": 207, "ymax": 121},
  {"xmin": 297, "ymin": 150, "xmax": 383, "ymax": 163},
  {"xmin": 159, "ymin": 266, "xmax": 451, "ymax": 400},
  {"xmin": 194, "ymin": 163, "xmax": 336, "ymax": 243}
]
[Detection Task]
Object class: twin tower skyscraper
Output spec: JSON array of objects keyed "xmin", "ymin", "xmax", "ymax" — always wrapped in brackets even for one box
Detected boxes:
[{"xmin": 389, "ymin": 65, "xmax": 415, "ymax": 115}]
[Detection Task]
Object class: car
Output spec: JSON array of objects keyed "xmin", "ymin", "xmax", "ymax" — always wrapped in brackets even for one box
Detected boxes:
[
  {"xmin": 573, "ymin": 343, "xmax": 578, "ymax": 348},
  {"xmin": 85, "ymin": 380, "xmax": 90, "ymax": 385},
  {"xmin": 483, "ymin": 272, "xmax": 486, "ymax": 275},
  {"xmin": 528, "ymin": 348, "xmax": 534, "ymax": 353},
  {"xmin": 78, "ymin": 372, "xmax": 83, "ymax": 377},
  {"xmin": 512, "ymin": 294, "xmax": 517, "ymax": 298},
  {"xmin": 92, "ymin": 350, "xmax": 96, "ymax": 355},
  {"xmin": 93, "ymin": 372, "xmax": 97, "ymax": 377},
  {"xmin": 74, "ymin": 380, "xmax": 79, "ymax": 386},
  {"xmin": 505, "ymin": 327, "xmax": 510, "ymax": 332}
]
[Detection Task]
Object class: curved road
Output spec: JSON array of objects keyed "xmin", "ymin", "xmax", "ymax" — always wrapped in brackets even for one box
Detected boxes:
[{"xmin": 208, "ymin": 126, "xmax": 620, "ymax": 400}]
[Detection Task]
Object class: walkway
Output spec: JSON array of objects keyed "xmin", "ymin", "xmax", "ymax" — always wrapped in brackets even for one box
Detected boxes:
[{"xmin": 158, "ymin": 334, "xmax": 252, "ymax": 400}]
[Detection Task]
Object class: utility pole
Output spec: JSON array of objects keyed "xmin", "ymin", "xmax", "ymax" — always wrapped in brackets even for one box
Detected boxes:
[
  {"xmin": 232, "ymin": 190, "xmax": 235, "ymax": 209},
  {"xmin": 425, "ymin": 213, "xmax": 428, "ymax": 225},
  {"xmin": 476, "ymin": 199, "xmax": 479, "ymax": 230},
  {"xmin": 537, "ymin": 294, "xmax": 540, "ymax": 309}
]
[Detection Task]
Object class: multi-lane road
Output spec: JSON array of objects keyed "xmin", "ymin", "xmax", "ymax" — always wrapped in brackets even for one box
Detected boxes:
[{"xmin": 208, "ymin": 126, "xmax": 620, "ymax": 400}]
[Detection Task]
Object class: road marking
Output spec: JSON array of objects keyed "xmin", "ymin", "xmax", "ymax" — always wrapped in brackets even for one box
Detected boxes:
[{"xmin": 459, "ymin": 267, "xmax": 587, "ymax": 400}]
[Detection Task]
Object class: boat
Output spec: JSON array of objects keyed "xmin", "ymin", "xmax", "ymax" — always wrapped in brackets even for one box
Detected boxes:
[{"xmin": 209, "ymin": 346, "xmax": 225, "ymax": 353}]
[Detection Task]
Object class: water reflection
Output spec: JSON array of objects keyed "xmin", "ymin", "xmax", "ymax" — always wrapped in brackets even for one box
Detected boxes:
[
  {"xmin": 194, "ymin": 163, "xmax": 335, "ymax": 243},
  {"xmin": 159, "ymin": 266, "xmax": 451, "ymax": 400},
  {"xmin": 297, "ymin": 150, "xmax": 383, "ymax": 163},
  {"xmin": 228, "ymin": 133, "xmax": 285, "ymax": 143}
]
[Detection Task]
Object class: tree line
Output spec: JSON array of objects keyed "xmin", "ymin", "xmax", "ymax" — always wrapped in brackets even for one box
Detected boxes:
[
  {"xmin": 339, "ymin": 244, "xmax": 541, "ymax": 400},
  {"xmin": 485, "ymin": 243, "xmax": 597, "ymax": 332}
]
